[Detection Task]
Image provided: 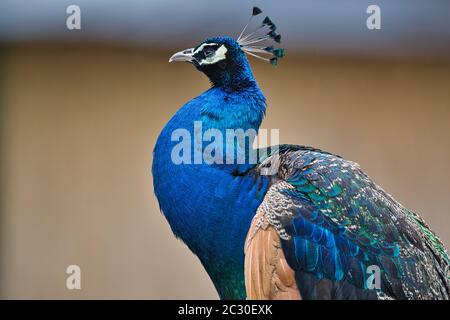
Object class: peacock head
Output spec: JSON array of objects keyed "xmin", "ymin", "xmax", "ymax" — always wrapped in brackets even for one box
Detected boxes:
[{"xmin": 168, "ymin": 7, "xmax": 285, "ymax": 89}]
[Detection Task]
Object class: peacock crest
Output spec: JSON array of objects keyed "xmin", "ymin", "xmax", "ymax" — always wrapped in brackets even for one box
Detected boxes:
[{"xmin": 237, "ymin": 7, "xmax": 285, "ymax": 66}]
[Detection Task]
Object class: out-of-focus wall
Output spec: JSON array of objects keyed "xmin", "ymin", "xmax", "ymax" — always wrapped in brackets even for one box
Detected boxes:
[{"xmin": 1, "ymin": 45, "xmax": 449, "ymax": 299}]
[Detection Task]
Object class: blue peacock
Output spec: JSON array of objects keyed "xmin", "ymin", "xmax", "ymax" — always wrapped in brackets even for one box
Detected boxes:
[{"xmin": 152, "ymin": 7, "xmax": 450, "ymax": 299}]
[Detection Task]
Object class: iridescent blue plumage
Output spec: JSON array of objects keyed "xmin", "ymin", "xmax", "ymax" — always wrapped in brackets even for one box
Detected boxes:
[
  {"xmin": 254, "ymin": 145, "xmax": 450, "ymax": 299},
  {"xmin": 153, "ymin": 37, "xmax": 270, "ymax": 299},
  {"xmin": 152, "ymin": 10, "xmax": 450, "ymax": 299}
]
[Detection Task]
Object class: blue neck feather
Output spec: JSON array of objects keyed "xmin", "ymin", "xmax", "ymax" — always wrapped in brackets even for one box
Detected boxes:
[{"xmin": 152, "ymin": 40, "xmax": 269, "ymax": 298}]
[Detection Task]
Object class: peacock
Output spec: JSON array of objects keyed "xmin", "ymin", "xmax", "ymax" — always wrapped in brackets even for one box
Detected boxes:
[{"xmin": 152, "ymin": 7, "xmax": 450, "ymax": 300}]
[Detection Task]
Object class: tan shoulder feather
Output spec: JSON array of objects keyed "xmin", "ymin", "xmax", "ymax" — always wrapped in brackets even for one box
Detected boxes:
[{"xmin": 244, "ymin": 211, "xmax": 302, "ymax": 300}]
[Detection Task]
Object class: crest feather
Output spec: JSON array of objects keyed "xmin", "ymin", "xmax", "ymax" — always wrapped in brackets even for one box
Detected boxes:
[{"xmin": 237, "ymin": 7, "xmax": 285, "ymax": 66}]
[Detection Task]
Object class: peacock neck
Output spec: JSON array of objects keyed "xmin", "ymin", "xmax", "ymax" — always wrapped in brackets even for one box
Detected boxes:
[
  {"xmin": 204, "ymin": 51, "xmax": 256, "ymax": 92},
  {"xmin": 152, "ymin": 83, "xmax": 268, "ymax": 299}
]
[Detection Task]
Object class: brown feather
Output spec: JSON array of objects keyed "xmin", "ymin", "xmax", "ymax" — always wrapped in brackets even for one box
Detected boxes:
[{"xmin": 244, "ymin": 213, "xmax": 302, "ymax": 300}]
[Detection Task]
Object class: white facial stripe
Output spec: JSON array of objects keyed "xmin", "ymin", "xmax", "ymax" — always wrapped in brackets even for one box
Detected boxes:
[
  {"xmin": 194, "ymin": 43, "xmax": 216, "ymax": 54},
  {"xmin": 199, "ymin": 44, "xmax": 228, "ymax": 65}
]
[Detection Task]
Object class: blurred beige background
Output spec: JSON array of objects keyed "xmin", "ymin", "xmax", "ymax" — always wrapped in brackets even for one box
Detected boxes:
[{"xmin": 0, "ymin": 44, "xmax": 449, "ymax": 299}]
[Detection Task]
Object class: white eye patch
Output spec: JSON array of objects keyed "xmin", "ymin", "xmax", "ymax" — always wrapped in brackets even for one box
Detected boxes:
[{"xmin": 195, "ymin": 43, "xmax": 228, "ymax": 65}]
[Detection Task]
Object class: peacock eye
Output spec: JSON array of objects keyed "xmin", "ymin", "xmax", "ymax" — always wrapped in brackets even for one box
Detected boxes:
[{"xmin": 204, "ymin": 47, "xmax": 215, "ymax": 57}]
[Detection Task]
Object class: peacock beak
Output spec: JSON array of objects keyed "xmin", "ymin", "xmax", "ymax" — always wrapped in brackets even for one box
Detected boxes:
[{"xmin": 169, "ymin": 48, "xmax": 195, "ymax": 63}]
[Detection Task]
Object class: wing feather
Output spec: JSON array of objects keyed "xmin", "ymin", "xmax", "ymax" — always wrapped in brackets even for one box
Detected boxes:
[
  {"xmin": 244, "ymin": 209, "xmax": 301, "ymax": 300},
  {"xmin": 251, "ymin": 145, "xmax": 450, "ymax": 299}
]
